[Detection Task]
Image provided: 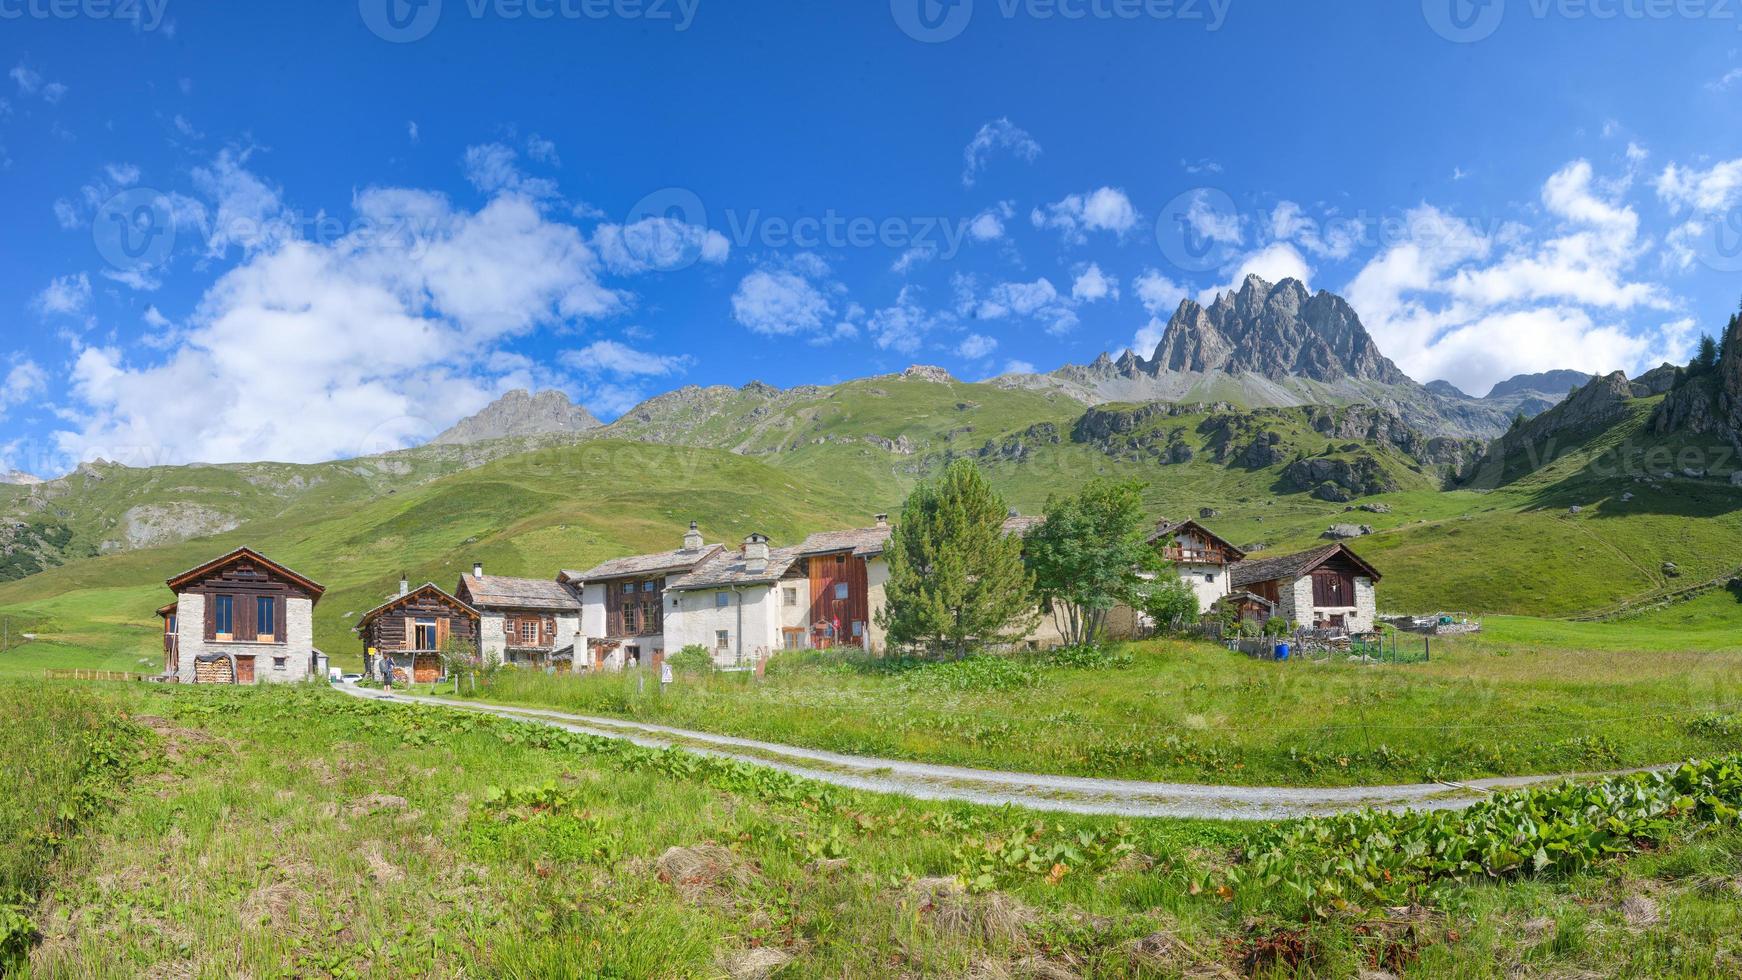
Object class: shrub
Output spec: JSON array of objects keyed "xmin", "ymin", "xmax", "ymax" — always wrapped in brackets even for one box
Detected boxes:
[
  {"xmin": 1035, "ymin": 644, "xmax": 1133, "ymax": 671},
  {"xmin": 667, "ymin": 645, "xmax": 716, "ymax": 675},
  {"xmin": 898, "ymin": 655, "xmax": 1039, "ymax": 693}
]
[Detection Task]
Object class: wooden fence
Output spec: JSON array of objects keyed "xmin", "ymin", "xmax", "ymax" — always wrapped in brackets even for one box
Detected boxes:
[{"xmin": 43, "ymin": 669, "xmax": 151, "ymax": 682}]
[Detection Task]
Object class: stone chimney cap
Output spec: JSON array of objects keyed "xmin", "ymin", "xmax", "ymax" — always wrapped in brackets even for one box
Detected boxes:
[{"xmin": 472, "ymin": 561, "xmax": 484, "ymax": 578}]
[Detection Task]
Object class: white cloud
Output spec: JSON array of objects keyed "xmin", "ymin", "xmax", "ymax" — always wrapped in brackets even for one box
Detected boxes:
[
  {"xmin": 104, "ymin": 163, "xmax": 140, "ymax": 187},
  {"xmin": 1181, "ymin": 157, "xmax": 1223, "ymax": 175},
  {"xmin": 593, "ymin": 217, "xmax": 730, "ymax": 274},
  {"xmin": 891, "ymin": 244, "xmax": 935, "ymax": 275},
  {"xmin": 956, "ymin": 333, "xmax": 998, "ymax": 360},
  {"xmin": 1345, "ymin": 160, "xmax": 1685, "ymax": 396},
  {"xmin": 562, "ymin": 339, "xmax": 691, "ymax": 377},
  {"xmin": 55, "ymin": 182, "xmax": 625, "ymax": 467},
  {"xmin": 407, "ymin": 121, "xmax": 420, "ymax": 142},
  {"xmin": 35, "ymin": 273, "xmax": 91, "ymax": 316},
  {"xmin": 10, "ymin": 63, "xmax": 42, "ymax": 96},
  {"xmin": 971, "ymin": 277, "xmax": 1079, "ymax": 334},
  {"xmin": 1129, "ymin": 269, "xmax": 1190, "ymax": 356},
  {"xmin": 1001, "ymin": 359, "xmax": 1037, "ymax": 375},
  {"xmin": 867, "ymin": 287, "xmax": 949, "ymax": 353},
  {"xmin": 1657, "ymin": 157, "xmax": 1742, "ymax": 213},
  {"xmin": 1268, "ymin": 201, "xmax": 1359, "ymax": 260},
  {"xmin": 1, "ymin": 358, "xmax": 46, "ymax": 419},
  {"xmin": 1199, "ymin": 243, "xmax": 1314, "ymax": 303},
  {"xmin": 961, "ymin": 118, "xmax": 1041, "ymax": 187},
  {"xmin": 462, "ymin": 143, "xmax": 559, "ymax": 199},
  {"xmin": 525, "ymin": 134, "xmax": 560, "ymax": 166},
  {"xmin": 968, "ymin": 201, "xmax": 1013, "ymax": 241},
  {"xmin": 1031, "ymin": 187, "xmax": 1138, "ymax": 243},
  {"xmin": 731, "ymin": 267, "xmax": 835, "ymax": 337},
  {"xmin": 1709, "ymin": 67, "xmax": 1742, "ymax": 92},
  {"xmin": 191, "ymin": 148, "xmax": 289, "ymax": 258},
  {"xmin": 1070, "ymin": 263, "xmax": 1117, "ymax": 303}
]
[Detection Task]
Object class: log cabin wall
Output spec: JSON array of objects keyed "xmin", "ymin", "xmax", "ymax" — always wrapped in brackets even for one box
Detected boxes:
[{"xmin": 361, "ymin": 591, "xmax": 480, "ymax": 653}]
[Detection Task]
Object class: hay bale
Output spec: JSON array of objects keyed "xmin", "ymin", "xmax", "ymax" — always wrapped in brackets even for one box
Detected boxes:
[{"xmin": 657, "ymin": 844, "xmax": 756, "ymax": 907}]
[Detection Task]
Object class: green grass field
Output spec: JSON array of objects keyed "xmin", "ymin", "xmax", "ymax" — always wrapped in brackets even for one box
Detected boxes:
[
  {"xmin": 11, "ymin": 681, "xmax": 1742, "ymax": 977},
  {"xmin": 420, "ymin": 616, "xmax": 1742, "ymax": 788}
]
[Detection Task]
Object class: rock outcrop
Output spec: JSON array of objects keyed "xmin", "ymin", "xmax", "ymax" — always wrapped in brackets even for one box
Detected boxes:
[{"xmin": 432, "ymin": 390, "xmax": 602, "ymax": 446}]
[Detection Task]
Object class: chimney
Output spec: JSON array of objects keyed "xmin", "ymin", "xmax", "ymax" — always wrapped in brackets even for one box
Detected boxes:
[
  {"xmin": 683, "ymin": 520, "xmax": 703, "ymax": 551},
  {"xmin": 473, "ymin": 561, "xmax": 484, "ymax": 579},
  {"xmin": 874, "ymin": 513, "xmax": 889, "ymax": 528},
  {"xmin": 743, "ymin": 533, "xmax": 770, "ymax": 573},
  {"xmin": 399, "ymin": 573, "xmax": 409, "ymax": 597}
]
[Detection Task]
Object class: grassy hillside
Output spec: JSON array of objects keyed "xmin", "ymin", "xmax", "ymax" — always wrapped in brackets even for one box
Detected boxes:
[
  {"xmin": 1, "ymin": 375, "xmax": 1739, "ymax": 678},
  {"xmin": 0, "ymin": 441, "xmax": 882, "ymax": 671}
]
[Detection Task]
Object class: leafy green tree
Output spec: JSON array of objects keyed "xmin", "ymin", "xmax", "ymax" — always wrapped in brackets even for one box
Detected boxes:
[
  {"xmin": 1143, "ymin": 577, "xmax": 1202, "ymax": 635},
  {"xmin": 878, "ymin": 460, "xmax": 1038, "ymax": 658},
  {"xmin": 1509, "ymin": 412, "xmax": 1526, "ymax": 432},
  {"xmin": 1024, "ymin": 478, "xmax": 1162, "ymax": 646}
]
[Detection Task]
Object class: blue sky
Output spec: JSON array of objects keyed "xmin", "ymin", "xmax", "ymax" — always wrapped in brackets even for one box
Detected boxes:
[{"xmin": 5, "ymin": 0, "xmax": 1742, "ymax": 473}]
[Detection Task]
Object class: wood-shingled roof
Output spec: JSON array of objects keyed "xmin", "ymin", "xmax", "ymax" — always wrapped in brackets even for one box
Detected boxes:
[
  {"xmin": 165, "ymin": 547, "xmax": 326, "ymax": 600},
  {"xmin": 560, "ymin": 544, "xmax": 725, "ymax": 584}
]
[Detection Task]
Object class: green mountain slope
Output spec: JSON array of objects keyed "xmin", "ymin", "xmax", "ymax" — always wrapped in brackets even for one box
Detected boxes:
[{"xmin": 2, "ymin": 371, "xmax": 1740, "ymax": 677}]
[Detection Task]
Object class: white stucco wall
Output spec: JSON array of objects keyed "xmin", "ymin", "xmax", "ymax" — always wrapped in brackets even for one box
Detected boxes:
[
  {"xmin": 864, "ymin": 556, "xmax": 890, "ymax": 652},
  {"xmin": 1178, "ymin": 562, "xmax": 1230, "ymax": 613},
  {"xmin": 666, "ymin": 585, "xmax": 780, "ymax": 668},
  {"xmin": 175, "ymin": 592, "xmax": 316, "ymax": 684}
]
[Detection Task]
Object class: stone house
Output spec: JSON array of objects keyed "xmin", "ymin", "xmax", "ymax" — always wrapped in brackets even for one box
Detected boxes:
[
  {"xmin": 160, "ymin": 547, "xmax": 324, "ymax": 684},
  {"xmin": 1146, "ymin": 519, "xmax": 1247, "ymax": 613},
  {"xmin": 663, "ymin": 534, "xmax": 804, "ymax": 668},
  {"xmin": 1228, "ymin": 543, "xmax": 1381, "ymax": 632},
  {"xmin": 357, "ymin": 579, "xmax": 481, "ymax": 683},
  {"xmin": 559, "ymin": 523, "xmax": 724, "ymax": 670},
  {"xmin": 455, "ymin": 564, "xmax": 583, "ymax": 669}
]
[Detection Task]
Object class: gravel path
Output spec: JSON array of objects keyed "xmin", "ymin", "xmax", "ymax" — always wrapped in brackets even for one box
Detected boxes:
[{"xmin": 334, "ymin": 682, "xmax": 1655, "ymax": 821}]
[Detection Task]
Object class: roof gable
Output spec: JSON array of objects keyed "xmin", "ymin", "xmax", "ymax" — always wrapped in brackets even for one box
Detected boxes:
[
  {"xmin": 357, "ymin": 584, "xmax": 480, "ymax": 629},
  {"xmin": 1146, "ymin": 519, "xmax": 1246, "ymax": 560},
  {"xmin": 667, "ymin": 546, "xmax": 803, "ymax": 591},
  {"xmin": 165, "ymin": 547, "xmax": 326, "ymax": 601},
  {"xmin": 1230, "ymin": 543, "xmax": 1382, "ymax": 588}
]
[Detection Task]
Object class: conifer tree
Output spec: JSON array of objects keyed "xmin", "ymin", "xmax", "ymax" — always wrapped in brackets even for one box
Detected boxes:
[{"xmin": 878, "ymin": 460, "xmax": 1039, "ymax": 658}]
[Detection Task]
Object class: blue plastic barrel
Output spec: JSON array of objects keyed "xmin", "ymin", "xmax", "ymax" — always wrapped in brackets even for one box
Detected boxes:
[{"xmin": 1273, "ymin": 643, "xmax": 1291, "ymax": 661}]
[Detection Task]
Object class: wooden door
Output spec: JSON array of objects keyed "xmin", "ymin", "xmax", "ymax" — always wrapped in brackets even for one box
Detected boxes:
[{"xmin": 236, "ymin": 656, "xmax": 256, "ymax": 684}]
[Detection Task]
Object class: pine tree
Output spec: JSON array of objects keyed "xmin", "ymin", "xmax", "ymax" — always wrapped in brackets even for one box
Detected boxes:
[
  {"xmin": 1023, "ymin": 478, "xmax": 1162, "ymax": 647},
  {"xmin": 1694, "ymin": 334, "xmax": 1720, "ymax": 376},
  {"xmin": 877, "ymin": 460, "xmax": 1039, "ymax": 658}
]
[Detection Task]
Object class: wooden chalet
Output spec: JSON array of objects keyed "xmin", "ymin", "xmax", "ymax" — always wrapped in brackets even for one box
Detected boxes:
[
  {"xmin": 357, "ymin": 580, "xmax": 481, "ymax": 684},
  {"xmin": 161, "ymin": 547, "xmax": 325, "ymax": 685}
]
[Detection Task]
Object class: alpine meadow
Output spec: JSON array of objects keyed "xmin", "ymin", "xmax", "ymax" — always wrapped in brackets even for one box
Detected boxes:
[{"xmin": 6, "ymin": 4, "xmax": 1742, "ymax": 978}]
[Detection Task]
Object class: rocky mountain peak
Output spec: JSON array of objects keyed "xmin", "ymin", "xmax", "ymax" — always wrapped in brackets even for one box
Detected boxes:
[
  {"xmin": 1486, "ymin": 369, "xmax": 1597, "ymax": 400},
  {"xmin": 431, "ymin": 389, "xmax": 602, "ymax": 446},
  {"xmin": 1149, "ymin": 275, "xmax": 1410, "ymax": 386},
  {"xmin": 0, "ymin": 470, "xmax": 43, "ymax": 486},
  {"xmin": 902, "ymin": 365, "xmax": 956, "ymax": 384}
]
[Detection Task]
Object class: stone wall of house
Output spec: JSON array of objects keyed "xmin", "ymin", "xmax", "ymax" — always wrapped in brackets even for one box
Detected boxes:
[
  {"xmin": 478, "ymin": 612, "xmax": 507, "ymax": 664},
  {"xmin": 1351, "ymin": 577, "xmax": 1377, "ymax": 633},
  {"xmin": 174, "ymin": 592, "xmax": 315, "ymax": 684},
  {"xmin": 864, "ymin": 556, "xmax": 890, "ymax": 652}
]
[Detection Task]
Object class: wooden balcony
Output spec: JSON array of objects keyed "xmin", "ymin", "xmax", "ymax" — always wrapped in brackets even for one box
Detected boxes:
[{"xmin": 1159, "ymin": 547, "xmax": 1228, "ymax": 565}]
